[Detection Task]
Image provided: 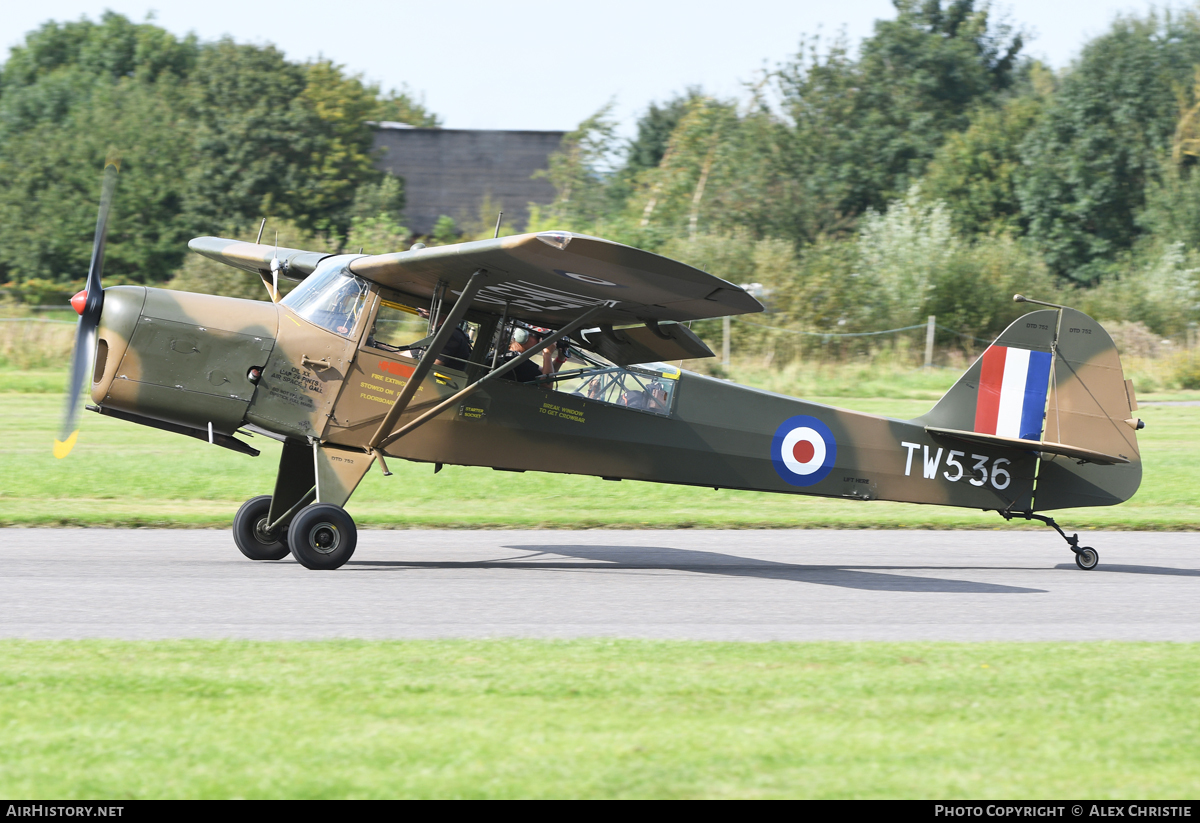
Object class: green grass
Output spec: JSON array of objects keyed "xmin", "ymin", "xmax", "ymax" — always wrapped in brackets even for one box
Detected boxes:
[
  {"xmin": 3, "ymin": 361, "xmax": 1196, "ymax": 800},
  {"xmin": 4, "ymin": 366, "xmax": 1196, "ymax": 528},
  {"xmin": 0, "ymin": 640, "xmax": 1196, "ymax": 799},
  {"xmin": 0, "ymin": 368, "xmax": 71, "ymax": 393}
]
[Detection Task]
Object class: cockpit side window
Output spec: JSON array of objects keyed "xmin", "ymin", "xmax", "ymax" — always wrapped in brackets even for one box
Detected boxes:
[
  {"xmin": 539, "ymin": 344, "xmax": 679, "ymax": 416},
  {"xmin": 281, "ymin": 259, "xmax": 370, "ymax": 338},
  {"xmin": 368, "ymin": 297, "xmax": 427, "ymax": 352}
]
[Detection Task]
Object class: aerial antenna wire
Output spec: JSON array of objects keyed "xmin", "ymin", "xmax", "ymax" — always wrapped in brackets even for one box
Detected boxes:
[
  {"xmin": 270, "ymin": 231, "xmax": 281, "ymax": 301},
  {"xmin": 494, "ymin": 211, "xmax": 503, "ymax": 239},
  {"xmin": 256, "ymin": 218, "xmax": 266, "ymax": 244}
]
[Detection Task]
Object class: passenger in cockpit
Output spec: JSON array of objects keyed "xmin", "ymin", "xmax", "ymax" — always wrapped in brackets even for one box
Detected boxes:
[
  {"xmin": 494, "ymin": 327, "xmax": 546, "ymax": 383},
  {"xmin": 621, "ymin": 389, "xmax": 648, "ymax": 409},
  {"xmin": 646, "ymin": 380, "xmax": 669, "ymax": 411}
]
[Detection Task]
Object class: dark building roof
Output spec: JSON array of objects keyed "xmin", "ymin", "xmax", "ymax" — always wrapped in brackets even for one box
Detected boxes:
[{"xmin": 372, "ymin": 125, "xmax": 566, "ymax": 236}]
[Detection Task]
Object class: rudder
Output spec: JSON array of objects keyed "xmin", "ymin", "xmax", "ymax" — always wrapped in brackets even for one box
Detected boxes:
[{"xmin": 913, "ymin": 301, "xmax": 1142, "ymax": 511}]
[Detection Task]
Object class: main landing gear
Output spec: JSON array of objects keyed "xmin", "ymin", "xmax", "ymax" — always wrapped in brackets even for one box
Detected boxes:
[
  {"xmin": 232, "ymin": 495, "xmax": 290, "ymax": 561},
  {"xmin": 998, "ymin": 510, "xmax": 1099, "ymax": 570},
  {"xmin": 287, "ymin": 503, "xmax": 357, "ymax": 570},
  {"xmin": 233, "ymin": 496, "xmax": 358, "ymax": 570}
]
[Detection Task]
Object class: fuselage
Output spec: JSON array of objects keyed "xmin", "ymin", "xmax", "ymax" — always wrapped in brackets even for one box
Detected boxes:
[{"xmin": 89, "ymin": 284, "xmax": 1139, "ymax": 515}]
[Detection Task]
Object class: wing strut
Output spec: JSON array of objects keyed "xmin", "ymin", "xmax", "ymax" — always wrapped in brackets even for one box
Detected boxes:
[
  {"xmin": 367, "ymin": 270, "xmax": 488, "ymax": 450},
  {"xmin": 373, "ymin": 304, "xmax": 606, "ymax": 453}
]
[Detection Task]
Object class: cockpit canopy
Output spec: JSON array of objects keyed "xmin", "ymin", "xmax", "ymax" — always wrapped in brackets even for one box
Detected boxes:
[{"xmin": 281, "ymin": 257, "xmax": 370, "ymax": 338}]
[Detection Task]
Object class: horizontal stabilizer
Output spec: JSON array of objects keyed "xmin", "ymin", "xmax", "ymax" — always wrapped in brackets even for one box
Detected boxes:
[
  {"xmin": 925, "ymin": 426, "xmax": 1130, "ymax": 465},
  {"xmin": 583, "ymin": 322, "xmax": 714, "ymax": 366}
]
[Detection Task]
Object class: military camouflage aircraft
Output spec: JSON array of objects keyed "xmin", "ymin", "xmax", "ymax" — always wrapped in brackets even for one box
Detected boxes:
[{"xmin": 59, "ymin": 163, "xmax": 1144, "ymax": 570}]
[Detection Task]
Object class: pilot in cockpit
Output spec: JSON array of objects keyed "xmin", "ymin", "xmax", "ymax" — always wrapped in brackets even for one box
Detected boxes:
[{"xmin": 324, "ymin": 278, "xmax": 369, "ymax": 336}]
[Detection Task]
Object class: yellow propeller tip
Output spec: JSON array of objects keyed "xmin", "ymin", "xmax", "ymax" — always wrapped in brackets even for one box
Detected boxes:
[{"xmin": 53, "ymin": 431, "xmax": 79, "ymax": 459}]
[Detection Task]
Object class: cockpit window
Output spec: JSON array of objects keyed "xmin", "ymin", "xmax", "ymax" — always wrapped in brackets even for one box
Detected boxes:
[
  {"xmin": 538, "ymin": 346, "xmax": 678, "ymax": 416},
  {"xmin": 281, "ymin": 257, "xmax": 370, "ymax": 338},
  {"xmin": 367, "ymin": 297, "xmax": 427, "ymax": 351}
]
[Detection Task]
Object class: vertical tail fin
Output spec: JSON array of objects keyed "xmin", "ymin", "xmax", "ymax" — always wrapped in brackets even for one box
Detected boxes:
[{"xmin": 913, "ymin": 302, "xmax": 1142, "ymax": 510}]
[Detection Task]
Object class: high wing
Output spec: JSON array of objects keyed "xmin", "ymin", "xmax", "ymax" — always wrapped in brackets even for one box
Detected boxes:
[
  {"xmin": 188, "ymin": 237, "xmax": 331, "ymax": 279},
  {"xmin": 349, "ymin": 231, "xmax": 763, "ymax": 326},
  {"xmin": 191, "ymin": 231, "xmax": 763, "ymax": 327}
]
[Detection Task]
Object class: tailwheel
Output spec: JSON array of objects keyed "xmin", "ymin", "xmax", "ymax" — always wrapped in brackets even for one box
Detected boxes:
[
  {"xmin": 288, "ymin": 503, "xmax": 357, "ymax": 570},
  {"xmin": 233, "ymin": 495, "xmax": 290, "ymax": 561},
  {"xmin": 1074, "ymin": 547, "xmax": 1099, "ymax": 571},
  {"xmin": 998, "ymin": 510, "xmax": 1100, "ymax": 571}
]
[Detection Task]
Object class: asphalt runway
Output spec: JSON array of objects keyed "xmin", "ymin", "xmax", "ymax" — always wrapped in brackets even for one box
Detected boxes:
[{"xmin": 2, "ymin": 529, "xmax": 1198, "ymax": 641}]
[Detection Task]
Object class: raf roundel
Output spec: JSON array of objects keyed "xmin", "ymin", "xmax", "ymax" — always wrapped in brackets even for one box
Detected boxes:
[{"xmin": 771, "ymin": 415, "xmax": 837, "ymax": 486}]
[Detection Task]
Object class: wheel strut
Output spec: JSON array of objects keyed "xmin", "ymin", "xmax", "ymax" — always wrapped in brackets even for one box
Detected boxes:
[{"xmin": 998, "ymin": 510, "xmax": 1099, "ymax": 570}]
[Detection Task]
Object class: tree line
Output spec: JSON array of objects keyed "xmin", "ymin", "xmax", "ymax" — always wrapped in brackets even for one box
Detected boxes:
[
  {"xmin": 3, "ymin": 3, "xmax": 1200, "ymax": 353},
  {"xmin": 533, "ymin": 1, "xmax": 1200, "ymax": 348},
  {"xmin": 0, "ymin": 11, "xmax": 431, "ymax": 301}
]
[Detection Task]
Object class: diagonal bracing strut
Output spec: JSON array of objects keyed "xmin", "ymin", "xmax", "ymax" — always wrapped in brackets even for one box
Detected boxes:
[
  {"xmin": 374, "ymin": 304, "xmax": 607, "ymax": 453},
  {"xmin": 367, "ymin": 270, "xmax": 488, "ymax": 451}
]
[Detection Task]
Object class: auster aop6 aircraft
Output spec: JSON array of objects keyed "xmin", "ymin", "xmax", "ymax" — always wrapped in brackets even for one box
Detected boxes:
[{"xmin": 58, "ymin": 163, "xmax": 1144, "ymax": 570}]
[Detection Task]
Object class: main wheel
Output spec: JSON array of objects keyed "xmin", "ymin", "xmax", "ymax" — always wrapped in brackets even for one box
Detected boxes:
[
  {"xmin": 233, "ymin": 495, "xmax": 290, "ymax": 561},
  {"xmin": 287, "ymin": 504, "xmax": 357, "ymax": 570},
  {"xmin": 1075, "ymin": 547, "xmax": 1099, "ymax": 570}
]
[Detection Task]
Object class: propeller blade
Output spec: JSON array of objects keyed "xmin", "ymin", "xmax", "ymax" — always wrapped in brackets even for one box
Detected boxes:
[
  {"xmin": 55, "ymin": 159, "xmax": 120, "ymax": 459},
  {"xmin": 82, "ymin": 159, "xmax": 120, "ymax": 321},
  {"xmin": 55, "ymin": 319, "xmax": 95, "ymax": 459}
]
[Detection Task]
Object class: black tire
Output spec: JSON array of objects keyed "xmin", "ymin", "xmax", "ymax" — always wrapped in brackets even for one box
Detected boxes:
[
  {"xmin": 1075, "ymin": 547, "xmax": 1099, "ymax": 570},
  {"xmin": 233, "ymin": 495, "xmax": 290, "ymax": 561},
  {"xmin": 288, "ymin": 504, "xmax": 357, "ymax": 570}
]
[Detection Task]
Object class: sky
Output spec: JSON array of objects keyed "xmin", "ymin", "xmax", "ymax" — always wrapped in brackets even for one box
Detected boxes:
[{"xmin": 0, "ymin": 0, "xmax": 1184, "ymax": 136}]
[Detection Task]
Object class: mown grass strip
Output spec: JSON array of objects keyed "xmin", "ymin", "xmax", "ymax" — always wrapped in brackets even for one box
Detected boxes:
[{"xmin": 0, "ymin": 640, "xmax": 1196, "ymax": 799}]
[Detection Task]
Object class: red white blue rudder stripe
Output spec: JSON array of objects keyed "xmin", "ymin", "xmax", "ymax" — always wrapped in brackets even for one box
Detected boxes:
[
  {"xmin": 974, "ymin": 345, "xmax": 1053, "ymax": 441},
  {"xmin": 771, "ymin": 415, "xmax": 837, "ymax": 486}
]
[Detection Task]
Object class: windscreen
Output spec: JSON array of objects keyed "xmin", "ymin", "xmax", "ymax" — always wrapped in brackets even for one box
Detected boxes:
[{"xmin": 281, "ymin": 258, "xmax": 370, "ymax": 337}]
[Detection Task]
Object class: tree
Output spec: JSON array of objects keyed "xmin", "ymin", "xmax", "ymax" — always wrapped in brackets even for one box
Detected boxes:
[
  {"xmin": 775, "ymin": 1, "xmax": 1024, "ymax": 229},
  {"xmin": 375, "ymin": 86, "xmax": 440, "ymax": 127},
  {"xmin": 294, "ymin": 60, "xmax": 388, "ymax": 236},
  {"xmin": 0, "ymin": 13, "xmax": 439, "ymax": 288},
  {"xmin": 537, "ymin": 104, "xmax": 622, "ymax": 231},
  {"xmin": 1017, "ymin": 9, "xmax": 1200, "ymax": 280},
  {"xmin": 628, "ymin": 96, "xmax": 741, "ymax": 240},
  {"xmin": 624, "ymin": 88, "xmax": 705, "ymax": 175},
  {"xmin": 0, "ymin": 76, "xmax": 194, "ymax": 285},
  {"xmin": 346, "ymin": 174, "xmax": 404, "ymax": 224},
  {"xmin": 0, "ymin": 13, "xmax": 200, "ymax": 285},
  {"xmin": 922, "ymin": 89, "xmax": 1045, "ymax": 236},
  {"xmin": 179, "ymin": 40, "xmax": 312, "ymax": 236}
]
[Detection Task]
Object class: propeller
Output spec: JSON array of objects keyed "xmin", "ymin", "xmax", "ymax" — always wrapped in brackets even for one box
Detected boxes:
[{"xmin": 55, "ymin": 159, "xmax": 119, "ymax": 459}]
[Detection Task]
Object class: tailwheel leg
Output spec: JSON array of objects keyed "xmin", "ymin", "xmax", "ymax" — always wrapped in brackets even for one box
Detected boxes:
[{"xmin": 998, "ymin": 510, "xmax": 1098, "ymax": 570}]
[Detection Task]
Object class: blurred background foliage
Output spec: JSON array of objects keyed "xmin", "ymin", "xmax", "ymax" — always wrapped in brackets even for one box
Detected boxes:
[
  {"xmin": 527, "ymin": 0, "xmax": 1200, "ymax": 369},
  {"xmin": 4, "ymin": 2, "xmax": 1200, "ymax": 386},
  {"xmin": 0, "ymin": 10, "xmax": 431, "ymax": 298}
]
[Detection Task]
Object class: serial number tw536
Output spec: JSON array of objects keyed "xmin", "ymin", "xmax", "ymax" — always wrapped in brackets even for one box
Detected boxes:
[{"xmin": 900, "ymin": 442, "xmax": 1012, "ymax": 490}]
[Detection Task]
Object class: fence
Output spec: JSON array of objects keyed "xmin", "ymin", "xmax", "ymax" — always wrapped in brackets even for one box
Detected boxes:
[{"xmin": 717, "ymin": 314, "xmax": 996, "ymax": 368}]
